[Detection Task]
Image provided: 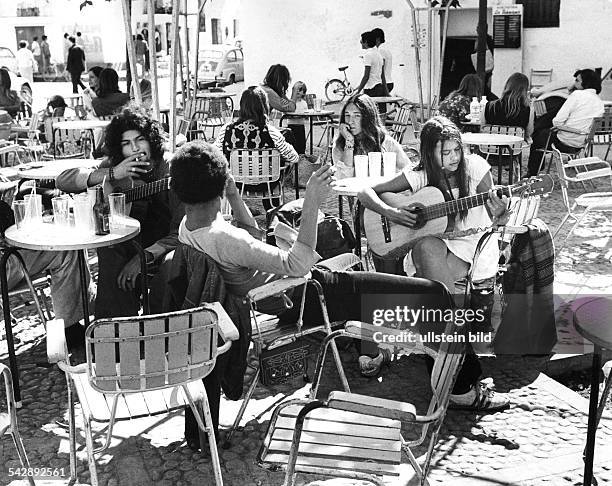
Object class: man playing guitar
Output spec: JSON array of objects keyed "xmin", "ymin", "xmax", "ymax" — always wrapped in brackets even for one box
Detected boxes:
[
  {"xmin": 358, "ymin": 116, "xmax": 510, "ymax": 412},
  {"xmin": 57, "ymin": 106, "xmax": 184, "ymax": 320}
]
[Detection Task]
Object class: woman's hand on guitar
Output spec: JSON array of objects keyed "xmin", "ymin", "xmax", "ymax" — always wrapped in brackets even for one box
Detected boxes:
[
  {"xmin": 487, "ymin": 188, "xmax": 509, "ymax": 223},
  {"xmin": 385, "ymin": 206, "xmax": 418, "ymax": 228},
  {"xmin": 114, "ymin": 153, "xmax": 152, "ymax": 180}
]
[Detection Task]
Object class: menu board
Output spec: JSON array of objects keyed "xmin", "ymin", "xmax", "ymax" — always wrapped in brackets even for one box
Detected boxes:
[{"xmin": 493, "ymin": 5, "xmax": 522, "ymax": 49}]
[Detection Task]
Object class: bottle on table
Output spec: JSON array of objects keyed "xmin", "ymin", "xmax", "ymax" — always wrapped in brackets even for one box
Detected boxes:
[
  {"xmin": 470, "ymin": 97, "xmax": 481, "ymax": 119},
  {"xmin": 93, "ymin": 186, "xmax": 110, "ymax": 235},
  {"xmin": 479, "ymin": 96, "xmax": 488, "ymax": 120}
]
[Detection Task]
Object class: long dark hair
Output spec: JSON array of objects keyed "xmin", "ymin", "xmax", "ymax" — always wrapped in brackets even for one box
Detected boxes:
[
  {"xmin": 263, "ymin": 64, "xmax": 291, "ymax": 97},
  {"xmin": 495, "ymin": 72, "xmax": 529, "ymax": 120},
  {"xmin": 417, "ymin": 116, "xmax": 469, "ymax": 220},
  {"xmin": 0, "ymin": 68, "xmax": 12, "ymax": 94},
  {"xmin": 237, "ymin": 86, "xmax": 269, "ymax": 126},
  {"xmin": 104, "ymin": 107, "xmax": 165, "ymax": 170},
  {"xmin": 335, "ymin": 94, "xmax": 386, "ymax": 153},
  {"xmin": 447, "ymin": 74, "xmax": 482, "ymax": 100},
  {"xmin": 97, "ymin": 68, "xmax": 121, "ymax": 97}
]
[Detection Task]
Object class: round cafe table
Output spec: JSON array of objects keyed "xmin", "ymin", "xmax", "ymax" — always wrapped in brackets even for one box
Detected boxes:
[
  {"xmin": 461, "ymin": 132, "xmax": 524, "ymax": 185},
  {"xmin": 16, "ymin": 158, "xmax": 100, "ymax": 181},
  {"xmin": 1, "ymin": 217, "xmax": 146, "ymax": 406},
  {"xmin": 52, "ymin": 119, "xmax": 111, "ymax": 131}
]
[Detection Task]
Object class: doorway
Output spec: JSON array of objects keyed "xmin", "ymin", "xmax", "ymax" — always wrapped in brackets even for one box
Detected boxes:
[
  {"xmin": 14, "ymin": 26, "xmax": 45, "ymax": 50},
  {"xmin": 440, "ymin": 37, "xmax": 476, "ymax": 100}
]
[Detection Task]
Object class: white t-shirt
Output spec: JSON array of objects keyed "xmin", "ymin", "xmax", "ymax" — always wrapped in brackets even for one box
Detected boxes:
[
  {"xmin": 401, "ymin": 154, "xmax": 499, "ymax": 281},
  {"xmin": 378, "ymin": 46, "xmax": 393, "ymax": 84},
  {"xmin": 363, "ymin": 47, "xmax": 383, "ymax": 89},
  {"xmin": 31, "ymin": 41, "xmax": 41, "ymax": 56}
]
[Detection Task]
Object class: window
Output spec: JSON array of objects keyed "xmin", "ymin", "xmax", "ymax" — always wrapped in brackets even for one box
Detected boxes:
[
  {"xmin": 235, "ymin": 49, "xmax": 243, "ymax": 61},
  {"xmin": 199, "ymin": 12, "xmax": 206, "ymax": 32},
  {"xmin": 211, "ymin": 18, "xmax": 221, "ymax": 44},
  {"xmin": 226, "ymin": 51, "xmax": 237, "ymax": 62},
  {"xmin": 516, "ymin": 0, "xmax": 560, "ymax": 28},
  {"xmin": 233, "ymin": 19, "xmax": 239, "ymax": 38}
]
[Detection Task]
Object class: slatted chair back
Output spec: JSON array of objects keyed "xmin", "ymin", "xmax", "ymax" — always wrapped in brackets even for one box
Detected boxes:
[
  {"xmin": 387, "ymin": 104, "xmax": 412, "ymax": 143},
  {"xmin": 190, "ymin": 96, "xmax": 233, "ymax": 132},
  {"xmin": 479, "ymin": 125, "xmax": 525, "ymax": 156},
  {"xmin": 43, "ymin": 116, "xmax": 84, "ymax": 157},
  {"xmin": 229, "ymin": 148, "xmax": 282, "ymax": 186},
  {"xmin": 85, "ymin": 306, "xmax": 219, "ymax": 394},
  {"xmin": 530, "ymin": 69, "xmax": 553, "ymax": 90},
  {"xmin": 533, "ymin": 99, "xmax": 547, "ymax": 117},
  {"xmin": 590, "ymin": 113, "xmax": 612, "ymax": 160}
]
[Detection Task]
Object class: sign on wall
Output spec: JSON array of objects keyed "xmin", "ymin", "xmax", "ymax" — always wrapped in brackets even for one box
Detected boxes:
[{"xmin": 493, "ymin": 5, "xmax": 522, "ymax": 49}]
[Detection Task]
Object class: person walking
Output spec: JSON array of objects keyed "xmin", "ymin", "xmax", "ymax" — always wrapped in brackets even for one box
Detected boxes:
[
  {"xmin": 372, "ymin": 28, "xmax": 393, "ymax": 93},
  {"xmin": 31, "ymin": 37, "xmax": 41, "ymax": 74},
  {"xmin": 40, "ymin": 35, "xmax": 51, "ymax": 75},
  {"xmin": 16, "ymin": 41, "xmax": 35, "ymax": 85},
  {"xmin": 66, "ymin": 36, "xmax": 86, "ymax": 94}
]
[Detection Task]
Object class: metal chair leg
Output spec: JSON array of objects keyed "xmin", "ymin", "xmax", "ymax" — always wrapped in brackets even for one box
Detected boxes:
[
  {"xmin": 10, "ymin": 430, "xmax": 36, "ymax": 486},
  {"xmin": 223, "ymin": 365, "xmax": 260, "ymax": 447},
  {"xmin": 83, "ymin": 417, "xmax": 99, "ymax": 486}
]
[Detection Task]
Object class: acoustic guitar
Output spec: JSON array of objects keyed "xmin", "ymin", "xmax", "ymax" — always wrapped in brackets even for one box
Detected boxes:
[
  {"xmin": 363, "ymin": 175, "xmax": 554, "ymax": 258},
  {"xmin": 105, "ymin": 176, "xmax": 171, "ymax": 214}
]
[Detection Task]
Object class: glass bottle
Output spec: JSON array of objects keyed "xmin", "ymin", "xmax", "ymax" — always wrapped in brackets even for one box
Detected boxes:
[{"xmin": 93, "ymin": 186, "xmax": 110, "ymax": 235}]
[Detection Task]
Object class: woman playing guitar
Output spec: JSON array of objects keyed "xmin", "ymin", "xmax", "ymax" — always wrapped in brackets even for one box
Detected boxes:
[
  {"xmin": 57, "ymin": 106, "xmax": 184, "ymax": 319},
  {"xmin": 358, "ymin": 116, "xmax": 510, "ymax": 411}
]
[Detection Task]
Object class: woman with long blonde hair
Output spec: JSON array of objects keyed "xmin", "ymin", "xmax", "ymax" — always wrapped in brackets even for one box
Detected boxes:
[{"xmin": 481, "ymin": 72, "xmax": 533, "ymax": 137}]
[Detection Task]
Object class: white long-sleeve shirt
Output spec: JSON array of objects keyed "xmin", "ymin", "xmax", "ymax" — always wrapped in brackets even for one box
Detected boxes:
[{"xmin": 553, "ymin": 88, "xmax": 604, "ymax": 148}]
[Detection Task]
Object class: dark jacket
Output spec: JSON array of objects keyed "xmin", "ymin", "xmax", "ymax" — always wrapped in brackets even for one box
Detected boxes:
[
  {"xmin": 66, "ymin": 44, "xmax": 85, "ymax": 74},
  {"xmin": 163, "ymin": 243, "xmax": 251, "ymax": 400}
]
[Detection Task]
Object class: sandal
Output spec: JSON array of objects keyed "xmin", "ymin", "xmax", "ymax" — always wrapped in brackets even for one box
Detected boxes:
[
  {"xmin": 359, "ymin": 348, "xmax": 392, "ymax": 377},
  {"xmin": 449, "ymin": 382, "xmax": 510, "ymax": 412}
]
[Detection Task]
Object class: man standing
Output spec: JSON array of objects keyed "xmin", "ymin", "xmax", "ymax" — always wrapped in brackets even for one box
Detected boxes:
[
  {"xmin": 66, "ymin": 36, "xmax": 86, "ymax": 94},
  {"xmin": 40, "ymin": 35, "xmax": 51, "ymax": 75},
  {"xmin": 16, "ymin": 41, "xmax": 35, "ymax": 84},
  {"xmin": 372, "ymin": 28, "xmax": 393, "ymax": 93},
  {"xmin": 31, "ymin": 37, "xmax": 41, "ymax": 74}
]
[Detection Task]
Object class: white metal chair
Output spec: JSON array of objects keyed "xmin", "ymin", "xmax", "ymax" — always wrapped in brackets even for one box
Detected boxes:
[
  {"xmin": 386, "ymin": 103, "xmax": 413, "ymax": 144},
  {"xmin": 589, "ymin": 111, "xmax": 612, "ymax": 161},
  {"xmin": 189, "ymin": 95, "xmax": 234, "ymax": 141},
  {"xmin": 529, "ymin": 69, "xmax": 553, "ymax": 91},
  {"xmin": 47, "ymin": 305, "xmax": 239, "ymax": 486},
  {"xmin": 224, "ymin": 253, "xmax": 361, "ymax": 447},
  {"xmin": 552, "ymin": 155, "xmax": 612, "ymax": 249},
  {"xmin": 257, "ymin": 281, "xmax": 464, "ymax": 486},
  {"xmin": 479, "ymin": 125, "xmax": 526, "ymax": 183},
  {"xmin": 1, "ymin": 363, "xmax": 36, "ymax": 486},
  {"xmin": 229, "ymin": 148, "xmax": 287, "ymax": 207},
  {"xmin": 43, "ymin": 116, "xmax": 87, "ymax": 159}
]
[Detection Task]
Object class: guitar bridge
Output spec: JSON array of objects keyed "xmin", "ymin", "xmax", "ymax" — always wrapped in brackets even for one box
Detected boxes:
[{"xmin": 381, "ymin": 215, "xmax": 391, "ymax": 243}]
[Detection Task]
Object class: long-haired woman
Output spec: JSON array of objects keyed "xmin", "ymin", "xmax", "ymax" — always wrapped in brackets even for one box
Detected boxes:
[
  {"xmin": 89, "ymin": 68, "xmax": 130, "ymax": 117},
  {"xmin": 481, "ymin": 72, "xmax": 533, "ymax": 136},
  {"xmin": 332, "ymin": 93, "xmax": 409, "ymax": 178},
  {"xmin": 437, "ymin": 73, "xmax": 483, "ymax": 128},
  {"xmin": 0, "ymin": 67, "xmax": 22, "ymax": 118}
]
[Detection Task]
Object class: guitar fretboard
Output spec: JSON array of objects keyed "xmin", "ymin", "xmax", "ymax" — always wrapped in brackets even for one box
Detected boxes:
[
  {"xmin": 124, "ymin": 177, "xmax": 172, "ymax": 203},
  {"xmin": 422, "ymin": 187, "xmax": 512, "ymax": 221}
]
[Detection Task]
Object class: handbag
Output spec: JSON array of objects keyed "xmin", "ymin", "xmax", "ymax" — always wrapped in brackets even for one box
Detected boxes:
[{"xmin": 259, "ymin": 340, "xmax": 310, "ymax": 386}]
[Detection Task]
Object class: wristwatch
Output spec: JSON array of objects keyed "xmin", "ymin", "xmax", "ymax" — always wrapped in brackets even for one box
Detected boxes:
[{"xmin": 144, "ymin": 250, "xmax": 155, "ymax": 265}]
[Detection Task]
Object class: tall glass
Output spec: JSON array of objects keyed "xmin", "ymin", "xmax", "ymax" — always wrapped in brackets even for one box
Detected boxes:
[
  {"xmin": 12, "ymin": 200, "xmax": 27, "ymax": 229},
  {"xmin": 383, "ymin": 152, "xmax": 397, "ymax": 177},
  {"xmin": 73, "ymin": 193, "xmax": 93, "ymax": 232},
  {"xmin": 52, "ymin": 196, "xmax": 70, "ymax": 227},
  {"xmin": 23, "ymin": 193, "xmax": 43, "ymax": 224},
  {"xmin": 354, "ymin": 155, "xmax": 369, "ymax": 179},
  {"xmin": 108, "ymin": 193, "xmax": 126, "ymax": 232},
  {"xmin": 368, "ymin": 152, "xmax": 382, "ymax": 177}
]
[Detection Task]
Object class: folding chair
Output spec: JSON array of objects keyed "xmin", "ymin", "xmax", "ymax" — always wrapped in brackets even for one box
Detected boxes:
[
  {"xmin": 529, "ymin": 69, "xmax": 553, "ymax": 91},
  {"xmin": 536, "ymin": 123, "xmax": 595, "ymax": 176},
  {"xmin": 552, "ymin": 155, "xmax": 612, "ymax": 249},
  {"xmin": 47, "ymin": 305, "xmax": 238, "ymax": 486},
  {"xmin": 386, "ymin": 103, "xmax": 412, "ymax": 144},
  {"xmin": 1, "ymin": 364, "xmax": 36, "ymax": 486},
  {"xmin": 257, "ymin": 281, "xmax": 465, "ymax": 486},
  {"xmin": 44, "ymin": 116, "xmax": 87, "ymax": 159},
  {"xmin": 229, "ymin": 148, "xmax": 288, "ymax": 208},
  {"xmin": 189, "ymin": 95, "xmax": 234, "ymax": 141},
  {"xmin": 589, "ymin": 111, "xmax": 612, "ymax": 161},
  {"xmin": 224, "ymin": 253, "xmax": 361, "ymax": 447},
  {"xmin": 10, "ymin": 112, "xmax": 46, "ymax": 162}
]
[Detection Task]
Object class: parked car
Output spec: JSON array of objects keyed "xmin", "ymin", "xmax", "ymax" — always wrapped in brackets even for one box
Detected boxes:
[
  {"xmin": 533, "ymin": 67, "xmax": 612, "ymax": 103},
  {"xmin": 0, "ymin": 46, "xmax": 33, "ymax": 105},
  {"xmin": 196, "ymin": 45, "xmax": 244, "ymax": 87}
]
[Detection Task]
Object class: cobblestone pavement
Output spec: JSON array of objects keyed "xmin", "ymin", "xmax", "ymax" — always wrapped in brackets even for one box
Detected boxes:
[{"xmin": 2, "ymin": 142, "xmax": 612, "ymax": 485}]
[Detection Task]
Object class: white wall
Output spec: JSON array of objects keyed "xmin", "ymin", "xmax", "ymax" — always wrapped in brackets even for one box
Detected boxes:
[
  {"xmin": 523, "ymin": 0, "xmax": 612, "ymax": 85},
  {"xmin": 241, "ymin": 0, "xmax": 421, "ymax": 101}
]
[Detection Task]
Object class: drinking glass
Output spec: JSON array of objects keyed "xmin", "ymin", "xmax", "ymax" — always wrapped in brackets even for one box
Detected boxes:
[
  {"xmin": 354, "ymin": 155, "xmax": 369, "ymax": 178},
  {"xmin": 52, "ymin": 196, "xmax": 70, "ymax": 227},
  {"xmin": 12, "ymin": 200, "xmax": 27, "ymax": 229},
  {"xmin": 314, "ymin": 98, "xmax": 323, "ymax": 112},
  {"xmin": 368, "ymin": 152, "xmax": 382, "ymax": 177},
  {"xmin": 24, "ymin": 193, "xmax": 43, "ymax": 224},
  {"xmin": 108, "ymin": 193, "xmax": 126, "ymax": 231},
  {"xmin": 73, "ymin": 193, "xmax": 93, "ymax": 232},
  {"xmin": 383, "ymin": 152, "xmax": 397, "ymax": 177}
]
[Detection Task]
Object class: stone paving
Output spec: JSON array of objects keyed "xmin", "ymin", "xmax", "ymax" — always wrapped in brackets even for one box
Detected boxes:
[{"xmin": 2, "ymin": 138, "xmax": 612, "ymax": 485}]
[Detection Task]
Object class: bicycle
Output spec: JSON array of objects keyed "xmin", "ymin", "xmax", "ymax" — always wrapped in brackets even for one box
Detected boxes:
[{"xmin": 325, "ymin": 66, "xmax": 355, "ymax": 103}]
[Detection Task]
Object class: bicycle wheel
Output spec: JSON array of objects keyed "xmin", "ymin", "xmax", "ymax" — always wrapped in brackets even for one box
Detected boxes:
[{"xmin": 325, "ymin": 79, "xmax": 347, "ymax": 103}]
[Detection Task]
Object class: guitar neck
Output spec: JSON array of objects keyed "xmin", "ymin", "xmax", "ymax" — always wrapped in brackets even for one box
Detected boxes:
[
  {"xmin": 124, "ymin": 177, "xmax": 171, "ymax": 203},
  {"xmin": 423, "ymin": 186, "xmax": 512, "ymax": 221}
]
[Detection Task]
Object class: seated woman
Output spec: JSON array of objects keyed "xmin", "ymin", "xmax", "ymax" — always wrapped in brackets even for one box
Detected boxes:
[
  {"xmin": 332, "ymin": 93, "xmax": 410, "ymax": 179},
  {"xmin": 261, "ymin": 64, "xmax": 306, "ymax": 154},
  {"xmin": 436, "ymin": 74, "xmax": 482, "ymax": 128},
  {"xmin": 85, "ymin": 68, "xmax": 130, "ymax": 117},
  {"xmin": 527, "ymin": 68, "xmax": 604, "ymax": 176},
  {"xmin": 56, "ymin": 106, "xmax": 184, "ymax": 318},
  {"xmin": 170, "ymin": 139, "xmax": 508, "ymax": 414},
  {"xmin": 214, "ymin": 86, "xmax": 299, "ymax": 208},
  {"xmin": 358, "ymin": 116, "xmax": 510, "ymax": 411},
  {"xmin": 83, "ymin": 65, "xmax": 104, "ymax": 99},
  {"xmin": 0, "ymin": 68, "xmax": 22, "ymax": 119},
  {"xmin": 481, "ymin": 72, "xmax": 534, "ymax": 136}
]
